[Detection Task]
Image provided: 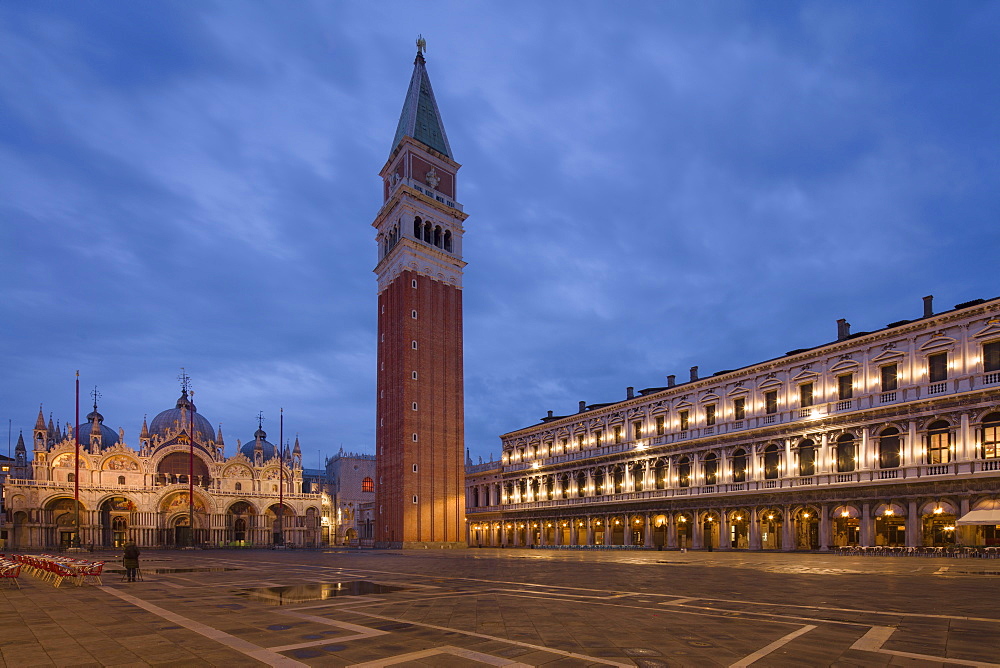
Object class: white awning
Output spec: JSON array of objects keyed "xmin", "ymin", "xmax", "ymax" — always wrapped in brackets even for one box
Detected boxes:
[{"xmin": 955, "ymin": 510, "xmax": 1000, "ymax": 525}]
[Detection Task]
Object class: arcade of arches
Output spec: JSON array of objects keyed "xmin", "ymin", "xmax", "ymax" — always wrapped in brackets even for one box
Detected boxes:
[{"xmin": 469, "ymin": 496, "xmax": 1000, "ymax": 550}]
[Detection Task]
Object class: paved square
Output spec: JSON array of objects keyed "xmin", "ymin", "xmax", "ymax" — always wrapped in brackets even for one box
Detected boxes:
[{"xmin": 2, "ymin": 549, "xmax": 999, "ymax": 666}]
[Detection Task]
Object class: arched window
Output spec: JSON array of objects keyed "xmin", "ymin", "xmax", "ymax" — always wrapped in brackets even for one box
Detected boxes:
[
  {"xmin": 731, "ymin": 449, "xmax": 747, "ymax": 482},
  {"xmin": 362, "ymin": 476, "xmax": 375, "ymax": 493},
  {"xmin": 631, "ymin": 462, "xmax": 644, "ymax": 491},
  {"xmin": 927, "ymin": 420, "xmax": 952, "ymax": 464},
  {"xmin": 613, "ymin": 465, "xmax": 624, "ymax": 494},
  {"xmin": 593, "ymin": 469, "xmax": 605, "ymax": 494},
  {"xmin": 545, "ymin": 476, "xmax": 554, "ymax": 500},
  {"xmin": 763, "ymin": 444, "xmax": 781, "ymax": 480},
  {"xmin": 434, "ymin": 225, "xmax": 442, "ymax": 247},
  {"xmin": 837, "ymin": 434, "xmax": 857, "ymax": 472},
  {"xmin": 472, "ymin": 488, "xmax": 480, "ymax": 507},
  {"xmin": 703, "ymin": 453, "xmax": 718, "ymax": 485},
  {"xmin": 981, "ymin": 412, "xmax": 1000, "ymax": 459},
  {"xmin": 444, "ymin": 229, "xmax": 453, "ymax": 252},
  {"xmin": 413, "ymin": 217, "xmax": 422, "ymax": 238},
  {"xmin": 235, "ymin": 482, "xmax": 242, "ymax": 491},
  {"xmin": 654, "ymin": 460, "xmax": 667, "ymax": 490},
  {"xmin": 423, "ymin": 221, "xmax": 432, "ymax": 243},
  {"xmin": 118, "ymin": 475, "xmax": 126, "ymax": 485},
  {"xmin": 560, "ymin": 474, "xmax": 570, "ymax": 499},
  {"xmin": 576, "ymin": 471, "xmax": 586, "ymax": 497},
  {"xmin": 798, "ymin": 440, "xmax": 816, "ymax": 476},
  {"xmin": 530, "ymin": 478, "xmax": 540, "ymax": 501},
  {"xmin": 878, "ymin": 427, "xmax": 901, "ymax": 468},
  {"xmin": 678, "ymin": 457, "xmax": 691, "ymax": 488}
]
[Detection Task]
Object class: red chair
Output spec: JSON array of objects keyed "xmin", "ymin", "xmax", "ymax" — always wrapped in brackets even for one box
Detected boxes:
[
  {"xmin": 0, "ymin": 562, "xmax": 22, "ymax": 589},
  {"xmin": 80, "ymin": 561, "xmax": 104, "ymax": 586}
]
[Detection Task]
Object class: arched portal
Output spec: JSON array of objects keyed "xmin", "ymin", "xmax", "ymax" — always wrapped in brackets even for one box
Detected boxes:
[
  {"xmin": 227, "ymin": 501, "xmax": 255, "ymax": 545},
  {"xmin": 794, "ymin": 507, "xmax": 820, "ymax": 550},
  {"xmin": 729, "ymin": 509, "xmax": 750, "ymax": 549},
  {"xmin": 100, "ymin": 496, "xmax": 135, "ymax": 548}
]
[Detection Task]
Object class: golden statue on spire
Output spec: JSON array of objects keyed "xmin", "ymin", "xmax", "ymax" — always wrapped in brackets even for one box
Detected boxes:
[{"xmin": 416, "ymin": 34, "xmax": 426, "ymax": 55}]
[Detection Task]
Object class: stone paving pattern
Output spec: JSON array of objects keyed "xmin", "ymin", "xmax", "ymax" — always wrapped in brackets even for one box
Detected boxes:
[{"xmin": 1, "ymin": 548, "xmax": 999, "ymax": 667}]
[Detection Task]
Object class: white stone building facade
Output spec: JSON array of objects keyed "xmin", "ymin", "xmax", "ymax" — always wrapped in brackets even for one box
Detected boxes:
[{"xmin": 466, "ymin": 296, "xmax": 1000, "ymax": 550}]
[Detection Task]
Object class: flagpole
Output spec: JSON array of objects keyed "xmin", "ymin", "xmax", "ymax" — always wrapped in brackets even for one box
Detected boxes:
[
  {"xmin": 189, "ymin": 389, "xmax": 195, "ymax": 547},
  {"xmin": 74, "ymin": 370, "xmax": 80, "ymax": 548},
  {"xmin": 278, "ymin": 407, "xmax": 284, "ymax": 547}
]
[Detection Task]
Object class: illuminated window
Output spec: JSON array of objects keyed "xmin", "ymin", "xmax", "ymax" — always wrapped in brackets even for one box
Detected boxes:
[
  {"xmin": 982, "ymin": 412, "xmax": 1000, "ymax": 458},
  {"xmin": 679, "ymin": 410, "xmax": 689, "ymax": 431},
  {"xmin": 927, "ymin": 420, "xmax": 951, "ymax": 464},
  {"xmin": 576, "ymin": 434, "xmax": 584, "ymax": 449},
  {"xmin": 764, "ymin": 390, "xmax": 778, "ymax": 415},
  {"xmin": 594, "ymin": 430, "xmax": 603, "ymax": 447},
  {"xmin": 632, "ymin": 421, "xmax": 642, "ymax": 439},
  {"xmin": 705, "ymin": 404, "xmax": 716, "ymax": 426},
  {"xmin": 733, "ymin": 397, "xmax": 746, "ymax": 420},
  {"xmin": 655, "ymin": 416, "xmax": 665, "ymax": 435},
  {"xmin": 362, "ymin": 477, "xmax": 374, "ymax": 492},
  {"xmin": 800, "ymin": 382, "xmax": 813, "ymax": 407},
  {"xmin": 838, "ymin": 374, "xmax": 853, "ymax": 401},
  {"xmin": 928, "ymin": 352, "xmax": 948, "ymax": 383},
  {"xmin": 613, "ymin": 426, "xmax": 622, "ymax": 444}
]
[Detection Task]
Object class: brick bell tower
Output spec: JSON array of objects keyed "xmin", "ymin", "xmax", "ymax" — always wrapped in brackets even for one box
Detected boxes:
[{"xmin": 374, "ymin": 38, "xmax": 468, "ymax": 548}]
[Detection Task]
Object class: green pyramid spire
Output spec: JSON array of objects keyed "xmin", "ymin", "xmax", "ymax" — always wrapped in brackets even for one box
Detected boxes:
[{"xmin": 391, "ymin": 41, "xmax": 452, "ymax": 158}]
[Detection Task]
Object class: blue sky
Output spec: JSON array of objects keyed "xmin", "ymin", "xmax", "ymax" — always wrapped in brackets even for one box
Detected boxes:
[{"xmin": 2, "ymin": 2, "xmax": 998, "ymax": 467}]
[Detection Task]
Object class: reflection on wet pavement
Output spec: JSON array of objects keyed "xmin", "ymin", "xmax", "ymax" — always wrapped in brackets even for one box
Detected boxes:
[{"xmin": 235, "ymin": 581, "xmax": 405, "ymax": 604}]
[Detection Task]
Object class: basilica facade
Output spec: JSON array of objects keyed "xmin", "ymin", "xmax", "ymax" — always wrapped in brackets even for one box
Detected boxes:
[
  {"xmin": 2, "ymin": 389, "xmax": 328, "ymax": 550},
  {"xmin": 466, "ymin": 295, "xmax": 1000, "ymax": 551}
]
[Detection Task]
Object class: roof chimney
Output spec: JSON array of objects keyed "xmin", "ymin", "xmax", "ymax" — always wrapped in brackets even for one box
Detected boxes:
[
  {"xmin": 546, "ymin": 410, "xmax": 553, "ymax": 419},
  {"xmin": 626, "ymin": 387, "xmax": 634, "ymax": 400},
  {"xmin": 579, "ymin": 400, "xmax": 586, "ymax": 413},
  {"xmin": 837, "ymin": 318, "xmax": 851, "ymax": 341},
  {"xmin": 923, "ymin": 295, "xmax": 934, "ymax": 318},
  {"xmin": 667, "ymin": 374, "xmax": 676, "ymax": 388},
  {"xmin": 690, "ymin": 366, "xmax": 699, "ymax": 382}
]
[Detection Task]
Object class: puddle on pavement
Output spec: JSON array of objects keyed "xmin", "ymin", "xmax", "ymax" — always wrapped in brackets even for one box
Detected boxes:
[
  {"xmin": 107, "ymin": 567, "xmax": 242, "ymax": 574},
  {"xmin": 235, "ymin": 581, "xmax": 405, "ymax": 605}
]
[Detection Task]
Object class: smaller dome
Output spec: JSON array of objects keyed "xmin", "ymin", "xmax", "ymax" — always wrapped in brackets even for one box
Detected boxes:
[
  {"xmin": 75, "ymin": 420, "xmax": 120, "ymax": 450},
  {"xmin": 241, "ymin": 428, "xmax": 280, "ymax": 460}
]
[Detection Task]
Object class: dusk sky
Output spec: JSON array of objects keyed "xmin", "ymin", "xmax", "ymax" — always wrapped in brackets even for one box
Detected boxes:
[{"xmin": 2, "ymin": 2, "xmax": 998, "ymax": 467}]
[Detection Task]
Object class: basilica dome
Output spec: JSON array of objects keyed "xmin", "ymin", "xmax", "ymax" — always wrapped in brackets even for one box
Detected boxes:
[
  {"xmin": 239, "ymin": 428, "xmax": 281, "ymax": 460},
  {"xmin": 149, "ymin": 391, "xmax": 216, "ymax": 447},
  {"xmin": 75, "ymin": 408, "xmax": 120, "ymax": 450}
]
